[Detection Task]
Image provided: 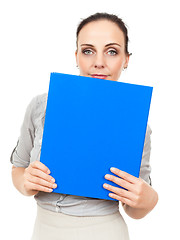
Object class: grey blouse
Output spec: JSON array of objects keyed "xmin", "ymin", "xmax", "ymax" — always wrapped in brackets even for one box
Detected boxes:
[{"xmin": 10, "ymin": 93, "xmax": 152, "ymax": 216}]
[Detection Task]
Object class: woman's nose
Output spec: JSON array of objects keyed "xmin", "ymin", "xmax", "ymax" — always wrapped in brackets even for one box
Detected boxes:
[{"xmin": 94, "ymin": 53, "xmax": 105, "ymax": 68}]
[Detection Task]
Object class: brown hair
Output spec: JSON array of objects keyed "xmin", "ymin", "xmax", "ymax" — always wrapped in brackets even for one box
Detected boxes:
[{"xmin": 76, "ymin": 12, "xmax": 132, "ymax": 56}]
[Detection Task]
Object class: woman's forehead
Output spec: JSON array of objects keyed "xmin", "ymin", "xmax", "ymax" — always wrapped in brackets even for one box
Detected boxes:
[{"xmin": 77, "ymin": 20, "xmax": 125, "ymax": 47}]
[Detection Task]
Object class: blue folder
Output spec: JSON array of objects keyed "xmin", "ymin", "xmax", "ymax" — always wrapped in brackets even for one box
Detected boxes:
[{"xmin": 40, "ymin": 73, "xmax": 153, "ymax": 201}]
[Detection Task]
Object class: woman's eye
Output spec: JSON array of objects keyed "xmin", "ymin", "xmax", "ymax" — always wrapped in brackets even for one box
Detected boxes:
[
  {"xmin": 107, "ymin": 50, "xmax": 117, "ymax": 56},
  {"xmin": 82, "ymin": 49, "xmax": 93, "ymax": 55}
]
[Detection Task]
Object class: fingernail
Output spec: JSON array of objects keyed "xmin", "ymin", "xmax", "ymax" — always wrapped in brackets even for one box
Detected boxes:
[
  {"xmin": 110, "ymin": 167, "xmax": 116, "ymax": 172},
  {"xmin": 47, "ymin": 169, "xmax": 50, "ymax": 174},
  {"xmin": 53, "ymin": 183, "xmax": 57, "ymax": 188},
  {"xmin": 105, "ymin": 174, "xmax": 110, "ymax": 179},
  {"xmin": 51, "ymin": 178, "xmax": 55, "ymax": 183}
]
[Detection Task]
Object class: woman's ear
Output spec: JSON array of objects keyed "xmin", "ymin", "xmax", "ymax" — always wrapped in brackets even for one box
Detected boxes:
[
  {"xmin": 75, "ymin": 50, "xmax": 78, "ymax": 67},
  {"xmin": 124, "ymin": 54, "xmax": 130, "ymax": 69}
]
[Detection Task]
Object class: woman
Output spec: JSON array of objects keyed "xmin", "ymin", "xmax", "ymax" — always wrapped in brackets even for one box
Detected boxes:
[{"xmin": 11, "ymin": 12, "xmax": 158, "ymax": 240}]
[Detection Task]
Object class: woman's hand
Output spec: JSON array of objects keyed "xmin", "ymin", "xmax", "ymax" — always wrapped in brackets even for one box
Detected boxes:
[
  {"xmin": 103, "ymin": 167, "xmax": 158, "ymax": 219},
  {"xmin": 23, "ymin": 161, "xmax": 57, "ymax": 196}
]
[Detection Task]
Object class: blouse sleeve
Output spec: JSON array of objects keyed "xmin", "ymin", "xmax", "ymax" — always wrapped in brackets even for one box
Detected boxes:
[
  {"xmin": 139, "ymin": 124, "xmax": 152, "ymax": 185},
  {"xmin": 10, "ymin": 96, "xmax": 37, "ymax": 168}
]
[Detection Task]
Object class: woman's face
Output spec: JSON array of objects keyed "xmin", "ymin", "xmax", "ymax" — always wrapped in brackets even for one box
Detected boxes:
[{"xmin": 75, "ymin": 20, "xmax": 129, "ymax": 81}]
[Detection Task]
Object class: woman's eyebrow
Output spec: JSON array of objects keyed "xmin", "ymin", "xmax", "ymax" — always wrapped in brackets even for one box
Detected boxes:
[
  {"xmin": 80, "ymin": 43, "xmax": 121, "ymax": 47},
  {"xmin": 105, "ymin": 43, "xmax": 122, "ymax": 47},
  {"xmin": 80, "ymin": 44, "xmax": 94, "ymax": 47}
]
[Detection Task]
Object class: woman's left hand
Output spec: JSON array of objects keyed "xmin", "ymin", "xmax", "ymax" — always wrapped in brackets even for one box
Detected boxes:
[{"xmin": 103, "ymin": 167, "xmax": 158, "ymax": 211}]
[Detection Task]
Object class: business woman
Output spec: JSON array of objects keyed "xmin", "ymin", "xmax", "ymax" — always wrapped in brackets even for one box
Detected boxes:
[{"xmin": 11, "ymin": 12, "xmax": 158, "ymax": 240}]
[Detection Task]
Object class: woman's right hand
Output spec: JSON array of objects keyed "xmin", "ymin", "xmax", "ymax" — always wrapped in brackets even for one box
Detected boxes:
[{"xmin": 23, "ymin": 161, "xmax": 57, "ymax": 196}]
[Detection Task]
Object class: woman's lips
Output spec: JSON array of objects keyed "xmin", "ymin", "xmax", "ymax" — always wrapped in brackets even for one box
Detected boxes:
[{"xmin": 90, "ymin": 74, "xmax": 109, "ymax": 79}]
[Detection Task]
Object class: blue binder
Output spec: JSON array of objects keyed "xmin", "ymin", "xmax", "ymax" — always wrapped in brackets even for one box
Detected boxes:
[{"xmin": 40, "ymin": 73, "xmax": 153, "ymax": 201}]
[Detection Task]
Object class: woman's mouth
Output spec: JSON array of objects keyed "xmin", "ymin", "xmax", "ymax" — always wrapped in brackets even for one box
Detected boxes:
[{"xmin": 90, "ymin": 74, "xmax": 109, "ymax": 79}]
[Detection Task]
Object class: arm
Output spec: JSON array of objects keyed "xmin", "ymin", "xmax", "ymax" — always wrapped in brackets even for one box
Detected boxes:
[
  {"xmin": 11, "ymin": 95, "xmax": 57, "ymax": 196},
  {"xmin": 122, "ymin": 125, "xmax": 158, "ymax": 219},
  {"xmin": 103, "ymin": 125, "xmax": 158, "ymax": 219},
  {"xmin": 12, "ymin": 166, "xmax": 29, "ymax": 196}
]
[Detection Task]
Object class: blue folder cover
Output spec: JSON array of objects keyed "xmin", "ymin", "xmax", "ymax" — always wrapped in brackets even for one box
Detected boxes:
[{"xmin": 40, "ymin": 72, "xmax": 153, "ymax": 201}]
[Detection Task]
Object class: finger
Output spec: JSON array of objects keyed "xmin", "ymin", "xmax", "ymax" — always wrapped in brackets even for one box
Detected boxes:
[
  {"xmin": 25, "ymin": 181, "xmax": 53, "ymax": 193},
  {"xmin": 108, "ymin": 193, "xmax": 135, "ymax": 207},
  {"xmin": 28, "ymin": 168, "xmax": 55, "ymax": 183},
  {"xmin": 31, "ymin": 161, "xmax": 50, "ymax": 174},
  {"xmin": 110, "ymin": 167, "xmax": 138, "ymax": 184},
  {"xmin": 26, "ymin": 175, "xmax": 57, "ymax": 190},
  {"xmin": 103, "ymin": 183, "xmax": 135, "ymax": 200},
  {"xmin": 104, "ymin": 174, "xmax": 134, "ymax": 192}
]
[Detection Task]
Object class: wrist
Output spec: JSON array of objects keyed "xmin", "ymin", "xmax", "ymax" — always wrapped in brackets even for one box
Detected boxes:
[
  {"xmin": 12, "ymin": 166, "xmax": 37, "ymax": 197},
  {"xmin": 122, "ymin": 204, "xmax": 148, "ymax": 219},
  {"xmin": 122, "ymin": 189, "xmax": 158, "ymax": 219}
]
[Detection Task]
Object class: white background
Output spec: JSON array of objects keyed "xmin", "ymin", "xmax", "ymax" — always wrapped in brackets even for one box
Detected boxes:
[{"xmin": 1, "ymin": 0, "xmax": 180, "ymax": 239}]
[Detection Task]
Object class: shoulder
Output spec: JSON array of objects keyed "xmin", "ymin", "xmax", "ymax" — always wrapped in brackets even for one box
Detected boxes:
[
  {"xmin": 27, "ymin": 92, "xmax": 47, "ymax": 111},
  {"xmin": 30, "ymin": 93, "xmax": 48, "ymax": 125},
  {"xmin": 33, "ymin": 92, "xmax": 48, "ymax": 107},
  {"xmin": 32, "ymin": 92, "xmax": 48, "ymax": 112}
]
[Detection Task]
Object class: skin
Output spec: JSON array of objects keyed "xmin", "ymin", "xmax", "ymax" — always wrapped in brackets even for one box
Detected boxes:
[
  {"xmin": 12, "ymin": 19, "xmax": 158, "ymax": 219},
  {"xmin": 12, "ymin": 162, "xmax": 57, "ymax": 196},
  {"xmin": 75, "ymin": 20, "xmax": 129, "ymax": 81}
]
